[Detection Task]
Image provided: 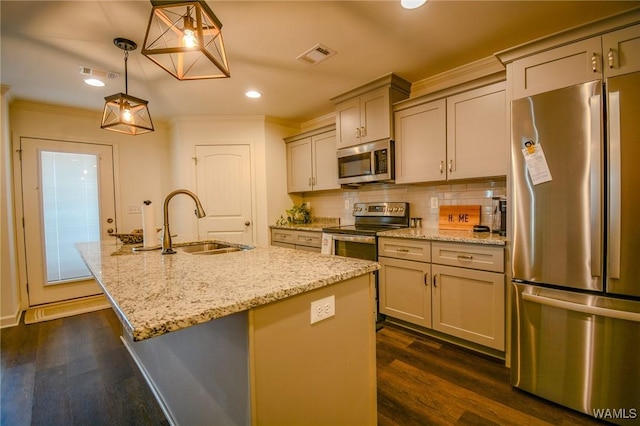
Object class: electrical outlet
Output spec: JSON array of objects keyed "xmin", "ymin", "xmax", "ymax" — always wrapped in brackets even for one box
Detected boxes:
[
  {"xmin": 430, "ymin": 197, "xmax": 439, "ymax": 209},
  {"xmin": 344, "ymin": 199, "xmax": 350, "ymax": 210},
  {"xmin": 305, "ymin": 201, "xmax": 311, "ymax": 210},
  {"xmin": 127, "ymin": 204, "xmax": 142, "ymax": 214},
  {"xmin": 310, "ymin": 295, "xmax": 335, "ymax": 324}
]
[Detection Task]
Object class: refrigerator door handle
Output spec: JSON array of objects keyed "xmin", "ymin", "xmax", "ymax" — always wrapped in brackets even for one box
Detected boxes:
[
  {"xmin": 609, "ymin": 91, "xmax": 622, "ymax": 279},
  {"xmin": 589, "ymin": 94, "xmax": 602, "ymax": 278},
  {"xmin": 522, "ymin": 292, "xmax": 640, "ymax": 323}
]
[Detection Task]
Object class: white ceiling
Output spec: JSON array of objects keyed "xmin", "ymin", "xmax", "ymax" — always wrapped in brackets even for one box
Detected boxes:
[{"xmin": 2, "ymin": 1, "xmax": 639, "ymax": 124}]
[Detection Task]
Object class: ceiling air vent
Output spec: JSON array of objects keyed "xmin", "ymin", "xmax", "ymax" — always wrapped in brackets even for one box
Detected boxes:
[
  {"xmin": 296, "ymin": 43, "xmax": 337, "ymax": 66},
  {"xmin": 78, "ymin": 66, "xmax": 119, "ymax": 80}
]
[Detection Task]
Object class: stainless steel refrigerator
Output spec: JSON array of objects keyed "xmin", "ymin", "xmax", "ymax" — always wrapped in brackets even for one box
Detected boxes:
[{"xmin": 511, "ymin": 72, "xmax": 640, "ymax": 424}]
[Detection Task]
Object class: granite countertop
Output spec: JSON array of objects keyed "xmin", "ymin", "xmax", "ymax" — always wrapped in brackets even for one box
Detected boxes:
[
  {"xmin": 377, "ymin": 227, "xmax": 507, "ymax": 246},
  {"xmin": 77, "ymin": 240, "xmax": 379, "ymax": 341}
]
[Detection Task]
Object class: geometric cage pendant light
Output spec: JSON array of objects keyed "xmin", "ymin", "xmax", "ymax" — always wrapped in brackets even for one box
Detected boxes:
[
  {"xmin": 101, "ymin": 38, "xmax": 154, "ymax": 135},
  {"xmin": 142, "ymin": 0, "xmax": 230, "ymax": 80}
]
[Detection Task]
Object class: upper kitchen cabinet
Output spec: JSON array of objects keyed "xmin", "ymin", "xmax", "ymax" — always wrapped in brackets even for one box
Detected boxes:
[
  {"xmin": 394, "ymin": 81, "xmax": 507, "ymax": 184},
  {"xmin": 510, "ymin": 37, "xmax": 603, "ymax": 99},
  {"xmin": 285, "ymin": 126, "xmax": 339, "ymax": 193},
  {"xmin": 331, "ymin": 73, "xmax": 411, "ymax": 149},
  {"xmin": 507, "ymin": 23, "xmax": 640, "ymax": 99},
  {"xmin": 394, "ymin": 99, "xmax": 447, "ymax": 184},
  {"xmin": 447, "ymin": 82, "xmax": 507, "ymax": 180},
  {"xmin": 602, "ymin": 23, "xmax": 640, "ymax": 78}
]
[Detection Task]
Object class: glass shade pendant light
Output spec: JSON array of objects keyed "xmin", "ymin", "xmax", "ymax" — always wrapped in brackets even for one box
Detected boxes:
[
  {"xmin": 101, "ymin": 38, "xmax": 154, "ymax": 136},
  {"xmin": 142, "ymin": 0, "xmax": 230, "ymax": 80}
]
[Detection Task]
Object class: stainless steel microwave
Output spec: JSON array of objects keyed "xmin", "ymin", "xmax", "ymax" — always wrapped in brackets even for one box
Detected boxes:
[{"xmin": 337, "ymin": 140, "xmax": 394, "ymax": 185}]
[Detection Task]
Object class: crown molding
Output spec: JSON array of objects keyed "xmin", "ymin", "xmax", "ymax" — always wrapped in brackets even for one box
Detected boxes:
[{"xmin": 409, "ymin": 56, "xmax": 505, "ymax": 100}]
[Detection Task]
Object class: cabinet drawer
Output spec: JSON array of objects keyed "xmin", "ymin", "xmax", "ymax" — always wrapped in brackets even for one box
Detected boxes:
[
  {"xmin": 378, "ymin": 238, "xmax": 431, "ymax": 262},
  {"xmin": 431, "ymin": 242, "xmax": 504, "ymax": 273},
  {"xmin": 294, "ymin": 231, "xmax": 322, "ymax": 248},
  {"xmin": 271, "ymin": 229, "xmax": 295, "ymax": 244}
]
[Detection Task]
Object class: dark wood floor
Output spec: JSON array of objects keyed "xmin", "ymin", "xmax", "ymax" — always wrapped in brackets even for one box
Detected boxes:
[{"xmin": 2, "ymin": 309, "xmax": 610, "ymax": 425}]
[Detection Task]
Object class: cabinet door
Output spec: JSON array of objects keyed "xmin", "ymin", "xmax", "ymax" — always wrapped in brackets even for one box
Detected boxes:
[
  {"xmin": 286, "ymin": 138, "xmax": 312, "ymax": 193},
  {"xmin": 395, "ymin": 99, "xmax": 447, "ymax": 183},
  {"xmin": 311, "ymin": 131, "xmax": 339, "ymax": 191},
  {"xmin": 379, "ymin": 257, "xmax": 431, "ymax": 328},
  {"xmin": 602, "ymin": 23, "xmax": 640, "ymax": 78},
  {"xmin": 431, "ymin": 264, "xmax": 505, "ymax": 350},
  {"xmin": 360, "ymin": 87, "xmax": 391, "ymax": 144},
  {"xmin": 511, "ymin": 37, "xmax": 602, "ymax": 99},
  {"xmin": 447, "ymin": 82, "xmax": 507, "ymax": 180},
  {"xmin": 335, "ymin": 98, "xmax": 361, "ymax": 149}
]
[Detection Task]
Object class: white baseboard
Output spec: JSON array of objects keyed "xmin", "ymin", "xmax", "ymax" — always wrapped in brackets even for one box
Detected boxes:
[{"xmin": 0, "ymin": 308, "xmax": 22, "ymax": 328}]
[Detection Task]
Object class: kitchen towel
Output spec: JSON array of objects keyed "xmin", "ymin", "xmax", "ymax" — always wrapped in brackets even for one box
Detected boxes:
[
  {"xmin": 321, "ymin": 233, "xmax": 334, "ymax": 255},
  {"xmin": 142, "ymin": 201, "xmax": 160, "ymax": 248}
]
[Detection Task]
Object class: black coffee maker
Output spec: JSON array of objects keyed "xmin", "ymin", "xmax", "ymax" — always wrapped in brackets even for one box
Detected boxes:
[{"xmin": 492, "ymin": 197, "xmax": 507, "ymax": 236}]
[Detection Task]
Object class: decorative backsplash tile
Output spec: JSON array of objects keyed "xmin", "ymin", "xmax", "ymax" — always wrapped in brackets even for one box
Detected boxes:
[{"xmin": 300, "ymin": 178, "xmax": 506, "ymax": 228}]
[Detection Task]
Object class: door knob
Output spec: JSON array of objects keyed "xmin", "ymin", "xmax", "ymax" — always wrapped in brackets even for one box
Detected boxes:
[
  {"xmin": 245, "ymin": 221, "xmax": 251, "ymax": 226},
  {"xmin": 107, "ymin": 218, "xmax": 114, "ymax": 223}
]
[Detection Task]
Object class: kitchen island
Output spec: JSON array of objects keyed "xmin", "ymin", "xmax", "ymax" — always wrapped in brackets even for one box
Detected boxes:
[{"xmin": 77, "ymin": 240, "xmax": 379, "ymax": 426}]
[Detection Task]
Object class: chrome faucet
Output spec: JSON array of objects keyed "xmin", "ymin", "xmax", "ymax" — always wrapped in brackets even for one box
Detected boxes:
[{"xmin": 162, "ymin": 189, "xmax": 206, "ymax": 254}]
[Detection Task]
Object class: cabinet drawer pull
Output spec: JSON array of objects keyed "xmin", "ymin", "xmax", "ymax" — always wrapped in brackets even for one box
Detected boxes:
[
  {"xmin": 607, "ymin": 48, "xmax": 615, "ymax": 69},
  {"xmin": 355, "ymin": 128, "xmax": 360, "ymax": 138},
  {"xmin": 448, "ymin": 159, "xmax": 453, "ymax": 173},
  {"xmin": 439, "ymin": 160, "xmax": 444, "ymax": 174},
  {"xmin": 396, "ymin": 248, "xmax": 410, "ymax": 253},
  {"xmin": 424, "ymin": 273, "xmax": 429, "ymax": 286},
  {"xmin": 304, "ymin": 237, "xmax": 313, "ymax": 242},
  {"xmin": 591, "ymin": 52, "xmax": 598, "ymax": 72},
  {"xmin": 457, "ymin": 254, "xmax": 473, "ymax": 261},
  {"xmin": 360, "ymin": 126, "xmax": 366, "ymax": 138},
  {"xmin": 433, "ymin": 274, "xmax": 437, "ymax": 288}
]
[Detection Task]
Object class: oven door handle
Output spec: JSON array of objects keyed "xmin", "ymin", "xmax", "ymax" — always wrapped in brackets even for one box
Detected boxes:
[{"xmin": 330, "ymin": 234, "xmax": 376, "ymax": 244}]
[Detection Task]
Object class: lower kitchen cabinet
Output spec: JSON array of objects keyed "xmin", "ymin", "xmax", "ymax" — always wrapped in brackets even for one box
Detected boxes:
[
  {"xmin": 270, "ymin": 228, "xmax": 322, "ymax": 253},
  {"xmin": 431, "ymin": 264, "xmax": 505, "ymax": 350},
  {"xmin": 378, "ymin": 256, "xmax": 431, "ymax": 327},
  {"xmin": 379, "ymin": 238, "xmax": 432, "ymax": 328},
  {"xmin": 379, "ymin": 237, "xmax": 505, "ymax": 351}
]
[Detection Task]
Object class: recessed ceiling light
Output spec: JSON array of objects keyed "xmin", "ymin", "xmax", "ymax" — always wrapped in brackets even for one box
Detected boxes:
[
  {"xmin": 401, "ymin": 0, "xmax": 427, "ymax": 9},
  {"xmin": 84, "ymin": 78, "xmax": 106, "ymax": 87},
  {"xmin": 246, "ymin": 90, "xmax": 261, "ymax": 99}
]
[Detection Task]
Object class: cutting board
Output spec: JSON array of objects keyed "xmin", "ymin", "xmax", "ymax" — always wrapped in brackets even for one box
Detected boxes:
[{"xmin": 439, "ymin": 205, "xmax": 481, "ymax": 230}]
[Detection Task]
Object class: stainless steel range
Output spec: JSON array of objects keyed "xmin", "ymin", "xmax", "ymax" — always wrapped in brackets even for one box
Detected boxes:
[
  {"xmin": 322, "ymin": 202, "xmax": 410, "ymax": 260},
  {"xmin": 323, "ymin": 202, "xmax": 410, "ymax": 325}
]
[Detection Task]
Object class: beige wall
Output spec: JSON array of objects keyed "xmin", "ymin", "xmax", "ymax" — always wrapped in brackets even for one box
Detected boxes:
[
  {"xmin": 4, "ymin": 100, "xmax": 171, "ymax": 319},
  {"xmin": 1, "ymin": 87, "xmax": 21, "ymax": 326},
  {"xmin": 301, "ymin": 178, "xmax": 507, "ymax": 227},
  {"xmin": 167, "ymin": 116, "xmax": 297, "ymax": 247}
]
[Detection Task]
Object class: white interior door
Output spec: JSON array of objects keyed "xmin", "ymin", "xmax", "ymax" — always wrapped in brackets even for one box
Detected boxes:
[
  {"xmin": 195, "ymin": 144, "xmax": 253, "ymax": 245},
  {"xmin": 20, "ymin": 138, "xmax": 116, "ymax": 306}
]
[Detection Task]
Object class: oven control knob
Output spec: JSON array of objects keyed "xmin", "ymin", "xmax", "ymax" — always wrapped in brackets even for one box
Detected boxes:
[{"xmin": 399, "ymin": 207, "xmax": 404, "ymax": 212}]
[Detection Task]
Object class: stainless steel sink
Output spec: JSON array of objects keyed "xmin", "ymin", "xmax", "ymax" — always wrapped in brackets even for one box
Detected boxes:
[{"xmin": 176, "ymin": 241, "xmax": 250, "ymax": 255}]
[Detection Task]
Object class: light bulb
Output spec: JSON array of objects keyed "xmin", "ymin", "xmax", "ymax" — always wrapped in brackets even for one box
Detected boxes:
[
  {"xmin": 122, "ymin": 101, "xmax": 132, "ymax": 122},
  {"xmin": 183, "ymin": 28, "xmax": 197, "ymax": 48}
]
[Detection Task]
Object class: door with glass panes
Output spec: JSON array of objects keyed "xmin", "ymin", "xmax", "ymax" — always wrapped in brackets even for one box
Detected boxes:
[{"xmin": 20, "ymin": 138, "xmax": 116, "ymax": 306}]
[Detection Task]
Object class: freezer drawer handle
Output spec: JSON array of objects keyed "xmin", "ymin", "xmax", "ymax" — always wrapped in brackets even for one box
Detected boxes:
[{"xmin": 522, "ymin": 293, "xmax": 640, "ymax": 323}]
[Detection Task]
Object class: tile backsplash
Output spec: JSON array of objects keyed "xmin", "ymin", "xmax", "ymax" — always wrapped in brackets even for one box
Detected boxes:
[{"xmin": 301, "ymin": 178, "xmax": 506, "ymax": 228}]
